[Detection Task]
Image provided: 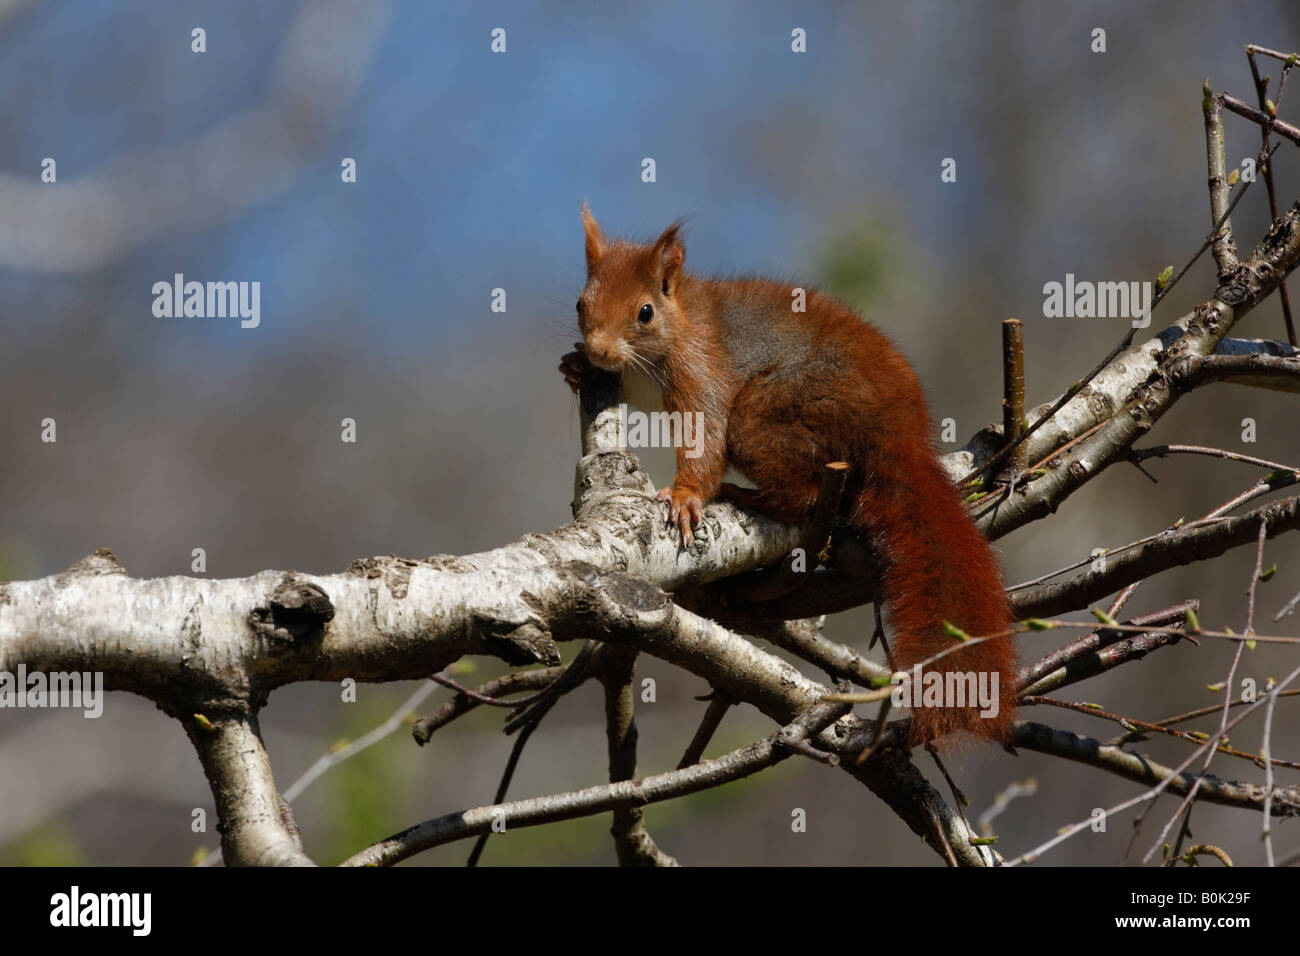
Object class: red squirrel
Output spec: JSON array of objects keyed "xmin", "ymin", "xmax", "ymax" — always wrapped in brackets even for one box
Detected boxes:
[{"xmin": 558, "ymin": 206, "xmax": 1017, "ymax": 747}]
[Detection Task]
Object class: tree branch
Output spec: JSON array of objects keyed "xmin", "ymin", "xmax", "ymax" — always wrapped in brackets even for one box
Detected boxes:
[
  {"xmin": 340, "ymin": 700, "xmax": 851, "ymax": 867},
  {"xmin": 1011, "ymin": 495, "xmax": 1300, "ymax": 618},
  {"xmin": 598, "ymin": 644, "xmax": 678, "ymax": 866},
  {"xmin": 1013, "ymin": 722, "xmax": 1300, "ymax": 817}
]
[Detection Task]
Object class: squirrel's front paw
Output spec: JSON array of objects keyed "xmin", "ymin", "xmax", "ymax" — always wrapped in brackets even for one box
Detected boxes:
[
  {"xmin": 656, "ymin": 485, "xmax": 705, "ymax": 545},
  {"xmin": 558, "ymin": 342, "xmax": 591, "ymax": 394}
]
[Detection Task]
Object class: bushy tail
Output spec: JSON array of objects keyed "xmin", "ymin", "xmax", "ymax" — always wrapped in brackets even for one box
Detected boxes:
[{"xmin": 857, "ymin": 452, "xmax": 1018, "ymax": 748}]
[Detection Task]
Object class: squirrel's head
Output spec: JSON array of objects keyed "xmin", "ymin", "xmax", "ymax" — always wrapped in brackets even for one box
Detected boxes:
[{"xmin": 576, "ymin": 205, "xmax": 687, "ymax": 371}]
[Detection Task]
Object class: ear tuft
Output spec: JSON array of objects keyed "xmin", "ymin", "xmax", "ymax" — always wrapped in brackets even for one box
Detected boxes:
[
  {"xmin": 651, "ymin": 218, "xmax": 687, "ymax": 294},
  {"xmin": 580, "ymin": 202, "xmax": 603, "ymax": 275}
]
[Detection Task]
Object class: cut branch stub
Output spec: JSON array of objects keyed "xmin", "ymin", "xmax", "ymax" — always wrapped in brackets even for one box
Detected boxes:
[
  {"xmin": 249, "ymin": 574, "xmax": 335, "ymax": 643},
  {"xmin": 484, "ymin": 621, "xmax": 560, "ymax": 666},
  {"xmin": 58, "ymin": 547, "xmax": 127, "ymax": 580}
]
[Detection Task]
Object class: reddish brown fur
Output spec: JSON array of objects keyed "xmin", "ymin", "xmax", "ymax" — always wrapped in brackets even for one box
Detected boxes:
[{"xmin": 562, "ymin": 208, "xmax": 1017, "ymax": 748}]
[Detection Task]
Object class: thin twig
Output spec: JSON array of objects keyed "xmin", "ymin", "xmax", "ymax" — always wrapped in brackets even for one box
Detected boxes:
[
  {"xmin": 341, "ymin": 701, "xmax": 852, "ymax": 867},
  {"xmin": 467, "ymin": 720, "xmax": 539, "ymax": 866},
  {"xmin": 1106, "ymin": 581, "xmax": 1143, "ymax": 619},
  {"xmin": 1017, "ymin": 601, "xmax": 1195, "ymax": 692},
  {"xmin": 1011, "ymin": 493, "xmax": 1300, "ymax": 619},
  {"xmin": 600, "ymin": 645, "xmax": 678, "ymax": 866},
  {"xmin": 1221, "ymin": 94, "xmax": 1300, "ymax": 147},
  {"xmin": 1276, "ymin": 586, "xmax": 1300, "ymax": 621},
  {"xmin": 1246, "ymin": 45, "xmax": 1297, "ymax": 344},
  {"xmin": 1001, "ymin": 318, "xmax": 1027, "ymax": 474},
  {"xmin": 429, "ymin": 670, "xmax": 552, "ymax": 708},
  {"xmin": 677, "ymin": 691, "xmax": 735, "ymax": 769},
  {"xmin": 503, "ymin": 641, "xmax": 598, "ymax": 734},
  {"xmin": 1147, "ymin": 524, "xmax": 1264, "ymax": 865},
  {"xmin": 1024, "ymin": 695, "xmax": 1300, "ymax": 770},
  {"xmin": 1128, "ymin": 443, "xmax": 1299, "ymax": 476},
  {"xmin": 282, "ymin": 681, "xmax": 438, "ymax": 804},
  {"xmin": 412, "ymin": 666, "xmax": 567, "ymax": 744},
  {"xmin": 1143, "ymin": 690, "xmax": 1300, "ymax": 730},
  {"xmin": 1263, "ymin": 678, "xmax": 1280, "ymax": 866},
  {"xmin": 1204, "ymin": 81, "xmax": 1239, "ymax": 276}
]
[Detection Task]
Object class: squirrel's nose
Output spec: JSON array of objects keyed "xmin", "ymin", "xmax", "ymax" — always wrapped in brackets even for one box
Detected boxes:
[{"xmin": 586, "ymin": 335, "xmax": 620, "ymax": 369}]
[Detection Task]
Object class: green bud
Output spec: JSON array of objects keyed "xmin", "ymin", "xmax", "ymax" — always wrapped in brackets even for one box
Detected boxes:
[
  {"xmin": 1091, "ymin": 607, "xmax": 1119, "ymax": 626},
  {"xmin": 941, "ymin": 620, "xmax": 970, "ymax": 642}
]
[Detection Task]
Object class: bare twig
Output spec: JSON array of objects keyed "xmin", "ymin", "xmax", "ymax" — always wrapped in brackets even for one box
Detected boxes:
[
  {"xmin": 1221, "ymin": 94, "xmax": 1300, "ymax": 147},
  {"xmin": 1141, "ymin": 689, "xmax": 1300, "ymax": 730},
  {"xmin": 285, "ymin": 681, "xmax": 438, "ymax": 802},
  {"xmin": 1024, "ymin": 695, "xmax": 1300, "ymax": 770},
  {"xmin": 1277, "ymin": 586, "xmax": 1300, "ymax": 621},
  {"xmin": 1263, "ymin": 677, "xmax": 1280, "ymax": 866},
  {"xmin": 467, "ymin": 717, "xmax": 540, "ymax": 867},
  {"xmin": 340, "ymin": 701, "xmax": 852, "ymax": 867},
  {"xmin": 428, "ymin": 670, "xmax": 551, "ymax": 708},
  {"xmin": 1001, "ymin": 318, "xmax": 1027, "ymax": 474},
  {"xmin": 1204, "ymin": 81, "xmax": 1240, "ymax": 276},
  {"xmin": 1017, "ymin": 602, "xmax": 1196, "ymax": 694},
  {"xmin": 677, "ymin": 691, "xmax": 735, "ymax": 769},
  {"xmin": 1246, "ymin": 44, "xmax": 1297, "ymax": 344},
  {"xmin": 470, "ymin": 642, "xmax": 601, "ymax": 865},
  {"xmin": 1146, "ymin": 576, "xmax": 1268, "ymax": 865},
  {"xmin": 1169, "ymin": 350, "xmax": 1300, "ymax": 392},
  {"xmin": 412, "ymin": 667, "xmax": 565, "ymax": 744},
  {"xmin": 1011, "ymin": 495, "xmax": 1300, "ymax": 619},
  {"xmin": 503, "ymin": 642, "xmax": 599, "ymax": 735},
  {"xmin": 600, "ymin": 645, "xmax": 678, "ymax": 866},
  {"xmin": 1128, "ymin": 443, "xmax": 1299, "ymax": 476}
]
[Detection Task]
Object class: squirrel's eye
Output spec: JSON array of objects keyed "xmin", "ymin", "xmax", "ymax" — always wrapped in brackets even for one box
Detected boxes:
[
  {"xmin": 575, "ymin": 299, "xmax": 582, "ymax": 316},
  {"xmin": 638, "ymin": 303, "xmax": 654, "ymax": 323}
]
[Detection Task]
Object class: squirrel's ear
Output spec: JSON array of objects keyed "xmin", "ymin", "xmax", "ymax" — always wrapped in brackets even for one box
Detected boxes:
[
  {"xmin": 580, "ymin": 202, "xmax": 603, "ymax": 275},
  {"xmin": 651, "ymin": 219, "xmax": 686, "ymax": 295}
]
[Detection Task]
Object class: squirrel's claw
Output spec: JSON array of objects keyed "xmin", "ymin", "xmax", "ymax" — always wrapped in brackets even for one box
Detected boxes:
[{"xmin": 656, "ymin": 486, "xmax": 704, "ymax": 545}]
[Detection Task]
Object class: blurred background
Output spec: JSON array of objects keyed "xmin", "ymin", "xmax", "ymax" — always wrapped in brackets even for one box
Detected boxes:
[{"xmin": 1, "ymin": 0, "xmax": 1298, "ymax": 866}]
